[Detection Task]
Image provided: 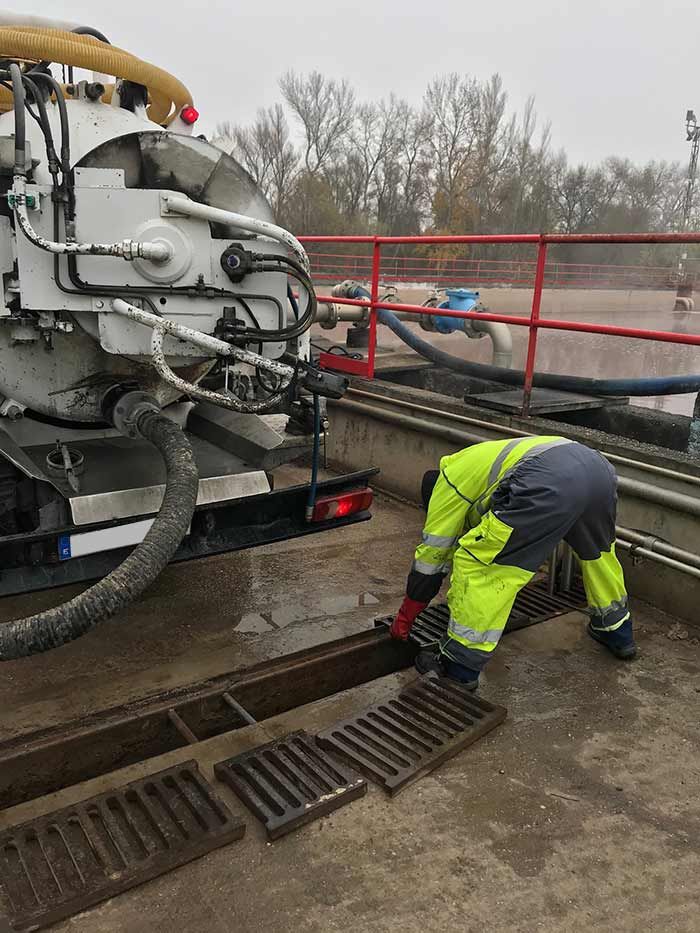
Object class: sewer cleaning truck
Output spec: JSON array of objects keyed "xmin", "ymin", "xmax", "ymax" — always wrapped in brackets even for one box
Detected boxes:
[{"xmin": 0, "ymin": 15, "xmax": 376, "ymax": 658}]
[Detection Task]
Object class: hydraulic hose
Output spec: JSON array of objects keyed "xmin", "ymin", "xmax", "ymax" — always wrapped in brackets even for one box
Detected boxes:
[
  {"xmin": 71, "ymin": 25, "xmax": 111, "ymax": 44},
  {"xmin": 8, "ymin": 63, "xmax": 25, "ymax": 175},
  {"xmin": 0, "ymin": 410, "xmax": 198, "ymax": 659},
  {"xmin": 378, "ymin": 309, "xmax": 700, "ymax": 397},
  {"xmin": 305, "ymin": 393, "xmax": 322, "ymax": 521},
  {"xmin": 0, "ymin": 26, "xmax": 191, "ymax": 124}
]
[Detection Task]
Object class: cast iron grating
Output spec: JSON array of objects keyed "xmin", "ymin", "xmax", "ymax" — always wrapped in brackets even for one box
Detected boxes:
[
  {"xmin": 376, "ymin": 581, "xmax": 586, "ymax": 648},
  {"xmin": 214, "ymin": 730, "xmax": 367, "ymax": 840},
  {"xmin": 0, "ymin": 761, "xmax": 245, "ymax": 932},
  {"xmin": 316, "ymin": 675, "xmax": 507, "ymax": 796}
]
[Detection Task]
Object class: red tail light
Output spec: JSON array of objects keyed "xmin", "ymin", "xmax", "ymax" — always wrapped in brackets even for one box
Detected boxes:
[{"xmin": 311, "ymin": 488, "xmax": 373, "ymax": 522}]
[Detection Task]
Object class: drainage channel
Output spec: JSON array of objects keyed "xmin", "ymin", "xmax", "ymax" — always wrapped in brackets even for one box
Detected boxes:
[
  {"xmin": 0, "ymin": 628, "xmax": 416, "ymax": 813},
  {"xmin": 0, "ymin": 582, "xmax": 585, "ymax": 812}
]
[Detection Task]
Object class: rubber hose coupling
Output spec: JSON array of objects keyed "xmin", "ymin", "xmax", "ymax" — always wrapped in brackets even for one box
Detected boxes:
[{"xmin": 108, "ymin": 390, "xmax": 161, "ymax": 439}]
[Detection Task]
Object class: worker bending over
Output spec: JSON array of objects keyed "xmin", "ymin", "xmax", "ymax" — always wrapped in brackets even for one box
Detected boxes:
[{"xmin": 391, "ymin": 436, "xmax": 636, "ymax": 688}]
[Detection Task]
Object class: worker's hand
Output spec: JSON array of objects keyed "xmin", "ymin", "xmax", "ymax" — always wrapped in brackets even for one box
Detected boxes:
[{"xmin": 390, "ymin": 596, "xmax": 428, "ymax": 640}]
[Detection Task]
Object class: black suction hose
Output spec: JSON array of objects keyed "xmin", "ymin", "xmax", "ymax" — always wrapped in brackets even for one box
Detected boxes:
[
  {"xmin": 378, "ymin": 309, "xmax": 700, "ymax": 397},
  {"xmin": 0, "ymin": 411, "xmax": 199, "ymax": 660}
]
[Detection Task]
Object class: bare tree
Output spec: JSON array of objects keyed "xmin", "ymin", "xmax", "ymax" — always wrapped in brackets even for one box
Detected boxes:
[
  {"xmin": 214, "ymin": 106, "xmax": 298, "ymax": 218},
  {"xmin": 279, "ymin": 70, "xmax": 356, "ymax": 175},
  {"xmin": 423, "ymin": 74, "xmax": 481, "ymax": 229},
  {"xmin": 213, "ymin": 69, "xmax": 692, "ymax": 261}
]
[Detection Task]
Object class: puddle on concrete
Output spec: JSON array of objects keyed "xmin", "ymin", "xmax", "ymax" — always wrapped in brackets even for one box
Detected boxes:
[
  {"xmin": 266, "ymin": 592, "xmax": 380, "ymax": 629},
  {"xmin": 234, "ymin": 613, "xmax": 275, "ymax": 633}
]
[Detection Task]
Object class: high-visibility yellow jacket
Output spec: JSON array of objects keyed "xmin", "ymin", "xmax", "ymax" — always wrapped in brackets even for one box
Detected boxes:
[{"xmin": 407, "ymin": 436, "xmax": 570, "ymax": 602}]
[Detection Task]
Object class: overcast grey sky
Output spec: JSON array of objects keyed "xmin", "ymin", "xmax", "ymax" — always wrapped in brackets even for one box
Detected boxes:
[{"xmin": 17, "ymin": 0, "xmax": 699, "ymax": 166}]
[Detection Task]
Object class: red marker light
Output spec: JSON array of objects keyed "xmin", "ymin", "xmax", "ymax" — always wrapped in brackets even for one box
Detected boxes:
[
  {"xmin": 180, "ymin": 105, "xmax": 199, "ymax": 125},
  {"xmin": 311, "ymin": 488, "xmax": 373, "ymax": 523}
]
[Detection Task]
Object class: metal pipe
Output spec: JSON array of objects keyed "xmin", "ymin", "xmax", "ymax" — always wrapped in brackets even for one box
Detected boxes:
[
  {"xmin": 560, "ymin": 544, "xmax": 575, "ymax": 591},
  {"xmin": 337, "ymin": 397, "xmax": 519, "ymax": 448},
  {"xmin": 336, "ymin": 396, "xmax": 700, "ymax": 582},
  {"xmin": 547, "ymin": 545, "xmax": 559, "ymax": 594},
  {"xmin": 163, "ymin": 194, "xmax": 310, "ymax": 273},
  {"xmin": 615, "ymin": 475, "xmax": 700, "ymax": 518},
  {"xmin": 346, "ymin": 388, "xmax": 531, "ymax": 436},
  {"xmin": 12, "ymin": 178, "xmax": 171, "ymax": 261},
  {"xmin": 110, "ymin": 298, "xmax": 294, "ymax": 415},
  {"xmin": 602, "ymin": 451, "xmax": 700, "ymax": 488},
  {"xmin": 316, "ymin": 304, "xmax": 513, "ymax": 366},
  {"xmin": 346, "ymin": 389, "xmax": 700, "ymax": 491},
  {"xmin": 470, "ymin": 318, "xmax": 513, "ymax": 367},
  {"xmin": 110, "ymin": 299, "xmax": 293, "ymax": 378},
  {"xmin": 616, "ymin": 539, "xmax": 700, "ymax": 580},
  {"xmin": 616, "ymin": 525, "xmax": 700, "ymax": 570}
]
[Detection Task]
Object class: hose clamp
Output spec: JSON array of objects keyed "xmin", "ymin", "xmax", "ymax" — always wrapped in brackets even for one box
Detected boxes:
[{"xmin": 111, "ymin": 391, "xmax": 160, "ymax": 439}]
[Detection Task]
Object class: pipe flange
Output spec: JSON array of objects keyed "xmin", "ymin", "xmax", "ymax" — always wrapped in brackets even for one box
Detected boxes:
[
  {"xmin": 419, "ymin": 310, "xmax": 437, "ymax": 332},
  {"xmin": 132, "ymin": 221, "xmax": 192, "ymax": 283},
  {"xmin": 318, "ymin": 302, "xmax": 339, "ymax": 330},
  {"xmin": 462, "ymin": 302, "xmax": 489, "ymax": 340},
  {"xmin": 111, "ymin": 391, "xmax": 160, "ymax": 439}
]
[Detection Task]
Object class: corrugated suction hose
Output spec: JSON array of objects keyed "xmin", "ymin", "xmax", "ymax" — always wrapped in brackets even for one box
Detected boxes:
[
  {"xmin": 0, "ymin": 410, "xmax": 199, "ymax": 660},
  {"xmin": 0, "ymin": 26, "xmax": 191, "ymax": 124}
]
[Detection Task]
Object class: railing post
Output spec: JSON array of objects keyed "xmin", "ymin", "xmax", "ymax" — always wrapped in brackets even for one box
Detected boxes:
[
  {"xmin": 522, "ymin": 238, "xmax": 547, "ymax": 417},
  {"xmin": 366, "ymin": 238, "xmax": 381, "ymax": 378}
]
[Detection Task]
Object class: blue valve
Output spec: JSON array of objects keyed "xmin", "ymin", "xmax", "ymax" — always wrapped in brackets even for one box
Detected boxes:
[{"xmin": 432, "ymin": 288, "xmax": 480, "ymax": 334}]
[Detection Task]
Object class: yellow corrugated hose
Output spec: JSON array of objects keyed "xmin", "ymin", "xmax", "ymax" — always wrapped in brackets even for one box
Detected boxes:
[{"xmin": 0, "ymin": 26, "xmax": 192, "ymax": 125}]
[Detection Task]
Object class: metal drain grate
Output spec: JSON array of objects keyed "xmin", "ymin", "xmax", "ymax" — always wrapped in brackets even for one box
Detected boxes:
[
  {"xmin": 0, "ymin": 761, "xmax": 245, "ymax": 932},
  {"xmin": 376, "ymin": 581, "xmax": 586, "ymax": 648},
  {"xmin": 214, "ymin": 731, "xmax": 367, "ymax": 840},
  {"xmin": 317, "ymin": 676, "xmax": 507, "ymax": 796}
]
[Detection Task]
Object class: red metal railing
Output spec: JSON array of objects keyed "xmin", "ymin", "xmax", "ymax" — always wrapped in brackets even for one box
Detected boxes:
[
  {"xmin": 299, "ymin": 232, "xmax": 700, "ymax": 416},
  {"xmin": 306, "ymin": 251, "xmax": 700, "ymax": 290}
]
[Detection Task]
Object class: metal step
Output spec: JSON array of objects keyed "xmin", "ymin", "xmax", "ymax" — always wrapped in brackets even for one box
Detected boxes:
[
  {"xmin": 214, "ymin": 731, "xmax": 366, "ymax": 840},
  {"xmin": 0, "ymin": 762, "xmax": 244, "ymax": 932},
  {"xmin": 466, "ymin": 388, "xmax": 629, "ymax": 415},
  {"xmin": 317, "ymin": 675, "xmax": 507, "ymax": 796}
]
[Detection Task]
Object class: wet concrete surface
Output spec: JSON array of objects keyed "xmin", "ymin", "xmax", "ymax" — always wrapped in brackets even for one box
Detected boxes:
[
  {"xmin": 316, "ymin": 285, "xmax": 700, "ymax": 417},
  {"xmin": 0, "ymin": 487, "xmax": 699, "ymax": 931},
  {"xmin": 2, "ymin": 606, "xmax": 698, "ymax": 933},
  {"xmin": 0, "ymin": 466, "xmax": 422, "ymax": 742}
]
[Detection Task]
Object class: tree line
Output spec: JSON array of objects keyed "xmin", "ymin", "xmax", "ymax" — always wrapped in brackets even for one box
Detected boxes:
[{"xmin": 214, "ymin": 71, "xmax": 696, "ymax": 266}]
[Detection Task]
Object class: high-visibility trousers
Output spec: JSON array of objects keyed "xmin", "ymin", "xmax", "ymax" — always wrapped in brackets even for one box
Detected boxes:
[{"xmin": 440, "ymin": 442, "xmax": 630, "ymax": 671}]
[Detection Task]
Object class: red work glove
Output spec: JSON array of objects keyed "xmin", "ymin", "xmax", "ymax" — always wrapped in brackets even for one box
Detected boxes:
[{"xmin": 390, "ymin": 596, "xmax": 428, "ymax": 640}]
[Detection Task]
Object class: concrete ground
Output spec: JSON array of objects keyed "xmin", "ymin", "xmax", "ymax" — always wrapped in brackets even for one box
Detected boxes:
[{"xmin": 0, "ymin": 488, "xmax": 699, "ymax": 932}]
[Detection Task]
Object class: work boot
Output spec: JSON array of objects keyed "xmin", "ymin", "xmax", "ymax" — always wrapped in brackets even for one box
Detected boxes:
[
  {"xmin": 587, "ymin": 617, "xmax": 637, "ymax": 660},
  {"xmin": 415, "ymin": 650, "xmax": 479, "ymax": 690}
]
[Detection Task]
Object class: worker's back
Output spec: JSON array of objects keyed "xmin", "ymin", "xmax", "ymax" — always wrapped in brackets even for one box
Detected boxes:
[{"xmin": 438, "ymin": 435, "xmax": 570, "ymax": 528}]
